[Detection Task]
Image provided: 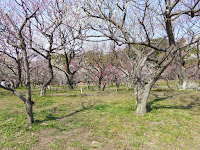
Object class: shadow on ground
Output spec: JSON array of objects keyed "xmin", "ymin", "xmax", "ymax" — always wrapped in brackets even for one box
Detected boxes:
[
  {"xmin": 147, "ymin": 92, "xmax": 200, "ymax": 112},
  {"xmin": 34, "ymin": 102, "xmax": 95, "ymax": 124}
]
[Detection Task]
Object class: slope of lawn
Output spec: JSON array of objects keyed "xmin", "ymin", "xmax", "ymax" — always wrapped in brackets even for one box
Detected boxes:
[{"xmin": 0, "ymin": 86, "xmax": 200, "ymax": 150}]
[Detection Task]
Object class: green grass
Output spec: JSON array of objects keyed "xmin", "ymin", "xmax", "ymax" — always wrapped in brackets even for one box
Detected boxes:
[{"xmin": 0, "ymin": 85, "xmax": 200, "ymax": 149}]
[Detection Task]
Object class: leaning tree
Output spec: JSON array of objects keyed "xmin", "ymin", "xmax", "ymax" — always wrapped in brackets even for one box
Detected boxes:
[{"xmin": 82, "ymin": 0, "xmax": 200, "ymax": 115}]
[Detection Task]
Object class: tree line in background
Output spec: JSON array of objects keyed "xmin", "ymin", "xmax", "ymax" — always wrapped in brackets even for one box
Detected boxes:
[{"xmin": 0, "ymin": 0, "xmax": 200, "ymax": 124}]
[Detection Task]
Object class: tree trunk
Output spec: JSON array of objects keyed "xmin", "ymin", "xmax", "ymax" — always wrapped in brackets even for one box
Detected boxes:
[
  {"xmin": 40, "ymin": 87, "xmax": 46, "ymax": 96},
  {"xmin": 68, "ymin": 82, "xmax": 74, "ymax": 90},
  {"xmin": 181, "ymin": 80, "xmax": 187, "ymax": 90},
  {"xmin": 127, "ymin": 76, "xmax": 133, "ymax": 90},
  {"xmin": 21, "ymin": 43, "xmax": 34, "ymax": 124},
  {"xmin": 178, "ymin": 65, "xmax": 187, "ymax": 90},
  {"xmin": 98, "ymin": 79, "xmax": 102, "ymax": 90},
  {"xmin": 16, "ymin": 82, "xmax": 20, "ymax": 88},
  {"xmin": 25, "ymin": 101, "xmax": 34, "ymax": 124},
  {"xmin": 134, "ymin": 83, "xmax": 151, "ymax": 116},
  {"xmin": 102, "ymin": 84, "xmax": 106, "ymax": 91},
  {"xmin": 116, "ymin": 83, "xmax": 119, "ymax": 91},
  {"xmin": 15, "ymin": 49, "xmax": 22, "ymax": 88},
  {"xmin": 87, "ymin": 81, "xmax": 90, "ymax": 90},
  {"xmin": 9, "ymin": 80, "xmax": 15, "ymax": 89},
  {"xmin": 67, "ymin": 74, "xmax": 74, "ymax": 90},
  {"xmin": 165, "ymin": 0, "xmax": 176, "ymax": 46},
  {"xmin": 33, "ymin": 82, "xmax": 36, "ymax": 89},
  {"xmin": 40, "ymin": 57, "xmax": 54, "ymax": 96}
]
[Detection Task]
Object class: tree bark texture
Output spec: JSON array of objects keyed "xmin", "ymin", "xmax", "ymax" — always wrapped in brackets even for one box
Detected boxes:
[
  {"xmin": 116, "ymin": 83, "xmax": 119, "ymax": 91},
  {"xmin": 40, "ymin": 57, "xmax": 54, "ymax": 96},
  {"xmin": 98, "ymin": 77, "xmax": 102, "ymax": 90},
  {"xmin": 15, "ymin": 49, "xmax": 22, "ymax": 88},
  {"xmin": 40, "ymin": 87, "xmax": 46, "ymax": 97},
  {"xmin": 67, "ymin": 74, "xmax": 74, "ymax": 90},
  {"xmin": 26, "ymin": 101, "xmax": 34, "ymax": 124},
  {"xmin": 134, "ymin": 83, "xmax": 151, "ymax": 115},
  {"xmin": 21, "ymin": 43, "xmax": 34, "ymax": 124}
]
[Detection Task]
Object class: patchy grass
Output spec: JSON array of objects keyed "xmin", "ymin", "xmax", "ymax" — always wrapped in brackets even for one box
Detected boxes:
[{"xmin": 0, "ymin": 86, "xmax": 200, "ymax": 149}]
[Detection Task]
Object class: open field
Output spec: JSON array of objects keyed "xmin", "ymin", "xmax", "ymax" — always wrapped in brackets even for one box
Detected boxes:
[{"xmin": 0, "ymin": 86, "xmax": 200, "ymax": 150}]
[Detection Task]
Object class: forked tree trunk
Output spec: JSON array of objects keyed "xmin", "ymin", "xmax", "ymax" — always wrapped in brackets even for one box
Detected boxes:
[{"xmin": 134, "ymin": 83, "xmax": 151, "ymax": 115}]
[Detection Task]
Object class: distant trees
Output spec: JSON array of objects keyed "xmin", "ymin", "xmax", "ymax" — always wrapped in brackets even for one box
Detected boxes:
[
  {"xmin": 52, "ymin": 25, "xmax": 84, "ymax": 90},
  {"xmin": 108, "ymin": 65, "xmax": 123, "ymax": 91},
  {"xmin": 177, "ymin": 41, "xmax": 200, "ymax": 90},
  {"xmin": 30, "ymin": 59, "xmax": 50, "ymax": 89},
  {"xmin": 164, "ymin": 39, "xmax": 200, "ymax": 90},
  {"xmin": 82, "ymin": 45, "xmax": 116, "ymax": 90},
  {"xmin": 52, "ymin": 53, "xmax": 82, "ymax": 90},
  {"xmin": 113, "ymin": 46, "xmax": 136, "ymax": 90},
  {"xmin": 0, "ymin": 46, "xmax": 23, "ymax": 88}
]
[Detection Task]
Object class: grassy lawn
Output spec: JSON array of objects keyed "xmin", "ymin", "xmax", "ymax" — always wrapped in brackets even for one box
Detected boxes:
[{"xmin": 0, "ymin": 86, "xmax": 200, "ymax": 150}]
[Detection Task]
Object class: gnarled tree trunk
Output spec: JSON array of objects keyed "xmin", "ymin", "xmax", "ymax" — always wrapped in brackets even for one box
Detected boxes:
[{"xmin": 134, "ymin": 82, "xmax": 151, "ymax": 115}]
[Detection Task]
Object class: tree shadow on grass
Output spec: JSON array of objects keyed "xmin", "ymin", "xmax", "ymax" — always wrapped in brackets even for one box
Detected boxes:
[
  {"xmin": 147, "ymin": 96, "xmax": 169, "ymax": 112},
  {"xmin": 149, "ymin": 100, "xmax": 199, "ymax": 112},
  {"xmin": 147, "ymin": 92, "xmax": 200, "ymax": 112},
  {"xmin": 34, "ymin": 102, "xmax": 95, "ymax": 124}
]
